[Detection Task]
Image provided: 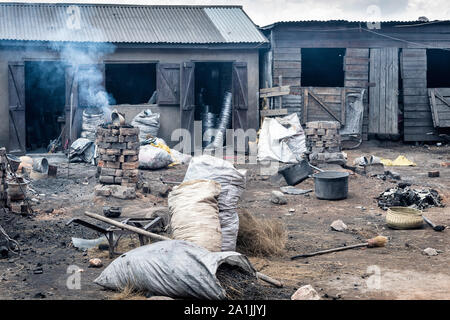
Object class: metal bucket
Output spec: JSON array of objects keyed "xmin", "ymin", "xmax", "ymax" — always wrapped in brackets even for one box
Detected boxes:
[
  {"xmin": 314, "ymin": 171, "xmax": 349, "ymax": 200},
  {"xmin": 6, "ymin": 154, "xmax": 20, "ymax": 173},
  {"xmin": 32, "ymin": 158, "xmax": 49, "ymax": 174},
  {"xmin": 279, "ymin": 160, "xmax": 313, "ymax": 186}
]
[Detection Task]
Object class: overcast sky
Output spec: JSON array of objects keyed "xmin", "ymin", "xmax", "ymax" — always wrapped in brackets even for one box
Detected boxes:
[{"xmin": 1, "ymin": 0, "xmax": 449, "ymax": 26}]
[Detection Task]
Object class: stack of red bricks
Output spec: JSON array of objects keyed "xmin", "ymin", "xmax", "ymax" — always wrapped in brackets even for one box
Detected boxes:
[
  {"xmin": 94, "ymin": 124, "xmax": 140, "ymax": 199},
  {"xmin": 0, "ymin": 148, "xmax": 7, "ymax": 209},
  {"xmin": 305, "ymin": 121, "xmax": 346, "ymax": 165}
]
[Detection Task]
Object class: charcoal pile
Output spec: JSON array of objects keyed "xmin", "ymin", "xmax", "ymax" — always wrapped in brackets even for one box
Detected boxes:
[
  {"xmin": 216, "ymin": 264, "xmax": 292, "ymax": 300},
  {"xmin": 377, "ymin": 183, "xmax": 444, "ymax": 210}
]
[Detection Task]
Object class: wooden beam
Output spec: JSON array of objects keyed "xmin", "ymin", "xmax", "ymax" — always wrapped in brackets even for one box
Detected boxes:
[
  {"xmin": 260, "ymin": 109, "xmax": 289, "ymax": 117},
  {"xmin": 260, "ymin": 85, "xmax": 290, "ymax": 98}
]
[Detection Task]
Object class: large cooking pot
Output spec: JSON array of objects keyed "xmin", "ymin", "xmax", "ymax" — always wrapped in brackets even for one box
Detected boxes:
[{"xmin": 314, "ymin": 171, "xmax": 349, "ymax": 200}]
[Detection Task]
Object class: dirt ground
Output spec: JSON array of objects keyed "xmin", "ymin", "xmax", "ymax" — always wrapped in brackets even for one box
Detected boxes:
[{"xmin": 0, "ymin": 140, "xmax": 449, "ymax": 300}]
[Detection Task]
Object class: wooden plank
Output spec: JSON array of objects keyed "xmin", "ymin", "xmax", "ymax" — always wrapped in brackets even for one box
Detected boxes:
[
  {"xmin": 345, "ymin": 48, "xmax": 370, "ymax": 58},
  {"xmin": 344, "ymin": 57, "xmax": 369, "ymax": 65},
  {"xmin": 369, "ymin": 48, "xmax": 379, "ymax": 134},
  {"xmin": 429, "ymin": 88, "xmax": 440, "ymax": 127},
  {"xmin": 274, "ymin": 61, "xmax": 302, "ymax": 69},
  {"xmin": 274, "ymin": 69, "xmax": 301, "ymax": 78},
  {"xmin": 308, "ymin": 91, "xmax": 341, "ymax": 123},
  {"xmin": 434, "ymin": 88, "xmax": 450, "ymax": 96},
  {"xmin": 401, "ymin": 70, "xmax": 426, "ymax": 79},
  {"xmin": 344, "ymin": 80, "xmax": 371, "ymax": 88},
  {"xmin": 273, "ymin": 53, "xmax": 301, "ymax": 61},
  {"xmin": 260, "ymin": 109, "xmax": 289, "ymax": 117},
  {"xmin": 403, "ymin": 88, "xmax": 428, "ymax": 96},
  {"xmin": 273, "ymin": 48, "xmax": 302, "ymax": 54},
  {"xmin": 403, "ymin": 78, "xmax": 427, "ymax": 88},
  {"xmin": 345, "ymin": 72, "xmax": 369, "ymax": 80},
  {"xmin": 379, "ymin": 48, "xmax": 386, "ymax": 134},
  {"xmin": 303, "ymin": 88, "xmax": 308, "ymax": 124},
  {"xmin": 260, "ymin": 86, "xmax": 291, "ymax": 98},
  {"xmin": 344, "ymin": 64, "xmax": 369, "ymax": 72},
  {"xmin": 273, "ymin": 77, "xmax": 300, "ymax": 86}
]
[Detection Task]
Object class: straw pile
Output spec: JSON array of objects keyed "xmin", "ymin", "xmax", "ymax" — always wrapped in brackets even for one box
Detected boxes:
[{"xmin": 236, "ymin": 210, "xmax": 286, "ymax": 257}]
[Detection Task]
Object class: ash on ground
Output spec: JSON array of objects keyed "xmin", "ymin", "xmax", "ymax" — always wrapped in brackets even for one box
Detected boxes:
[
  {"xmin": 216, "ymin": 264, "xmax": 293, "ymax": 300},
  {"xmin": 377, "ymin": 183, "xmax": 444, "ymax": 210}
]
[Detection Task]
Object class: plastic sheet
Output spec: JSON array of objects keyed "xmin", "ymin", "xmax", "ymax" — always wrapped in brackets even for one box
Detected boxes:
[{"xmin": 258, "ymin": 113, "xmax": 306, "ymax": 163}]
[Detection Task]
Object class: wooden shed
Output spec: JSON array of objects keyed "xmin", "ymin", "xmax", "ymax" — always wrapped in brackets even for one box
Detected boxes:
[
  {"xmin": 260, "ymin": 20, "xmax": 450, "ymax": 142},
  {"xmin": 0, "ymin": 3, "xmax": 268, "ymax": 154}
]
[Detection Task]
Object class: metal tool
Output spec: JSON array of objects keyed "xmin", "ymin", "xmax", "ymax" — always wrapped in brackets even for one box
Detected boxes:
[{"xmin": 423, "ymin": 216, "xmax": 446, "ymax": 232}]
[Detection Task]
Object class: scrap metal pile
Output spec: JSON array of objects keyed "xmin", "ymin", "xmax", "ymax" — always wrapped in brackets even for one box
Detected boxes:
[{"xmin": 377, "ymin": 183, "xmax": 444, "ymax": 210}]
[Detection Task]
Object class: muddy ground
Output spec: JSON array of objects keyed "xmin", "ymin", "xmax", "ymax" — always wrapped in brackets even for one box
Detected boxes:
[{"xmin": 0, "ymin": 141, "xmax": 449, "ymax": 300}]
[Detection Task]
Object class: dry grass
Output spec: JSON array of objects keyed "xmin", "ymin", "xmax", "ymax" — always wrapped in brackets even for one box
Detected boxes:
[
  {"xmin": 109, "ymin": 285, "xmax": 147, "ymax": 300},
  {"xmin": 236, "ymin": 209, "xmax": 287, "ymax": 257}
]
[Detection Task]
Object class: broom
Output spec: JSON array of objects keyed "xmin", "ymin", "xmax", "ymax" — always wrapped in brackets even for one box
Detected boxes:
[{"xmin": 291, "ymin": 236, "xmax": 388, "ymax": 260}]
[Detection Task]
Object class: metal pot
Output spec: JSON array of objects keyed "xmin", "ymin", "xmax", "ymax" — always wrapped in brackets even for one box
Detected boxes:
[{"xmin": 314, "ymin": 171, "xmax": 349, "ymax": 200}]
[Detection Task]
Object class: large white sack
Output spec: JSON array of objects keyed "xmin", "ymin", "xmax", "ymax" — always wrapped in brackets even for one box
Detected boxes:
[
  {"xmin": 138, "ymin": 144, "xmax": 172, "ymax": 170},
  {"xmin": 257, "ymin": 113, "xmax": 306, "ymax": 163},
  {"xmin": 131, "ymin": 109, "xmax": 160, "ymax": 142},
  {"xmin": 168, "ymin": 179, "xmax": 222, "ymax": 252},
  {"xmin": 183, "ymin": 155, "xmax": 246, "ymax": 252},
  {"xmin": 94, "ymin": 240, "xmax": 256, "ymax": 300}
]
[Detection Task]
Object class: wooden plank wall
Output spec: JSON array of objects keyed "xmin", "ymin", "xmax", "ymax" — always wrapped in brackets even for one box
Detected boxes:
[
  {"xmin": 401, "ymin": 49, "xmax": 439, "ymax": 141},
  {"xmin": 271, "ymin": 46, "xmax": 302, "ymax": 118},
  {"xmin": 344, "ymin": 48, "xmax": 370, "ymax": 139},
  {"xmin": 428, "ymin": 88, "xmax": 450, "ymax": 128},
  {"xmin": 369, "ymin": 48, "xmax": 399, "ymax": 135}
]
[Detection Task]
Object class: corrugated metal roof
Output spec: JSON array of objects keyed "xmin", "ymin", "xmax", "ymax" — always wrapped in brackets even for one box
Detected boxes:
[
  {"xmin": 0, "ymin": 3, "xmax": 268, "ymax": 44},
  {"xmin": 261, "ymin": 19, "xmax": 450, "ymax": 30}
]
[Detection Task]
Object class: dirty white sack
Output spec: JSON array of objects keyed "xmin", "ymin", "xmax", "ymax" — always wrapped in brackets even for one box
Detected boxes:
[
  {"xmin": 257, "ymin": 113, "xmax": 306, "ymax": 163},
  {"xmin": 131, "ymin": 109, "xmax": 160, "ymax": 142},
  {"xmin": 138, "ymin": 144, "xmax": 172, "ymax": 170},
  {"xmin": 168, "ymin": 179, "xmax": 222, "ymax": 252},
  {"xmin": 94, "ymin": 240, "xmax": 256, "ymax": 299},
  {"xmin": 183, "ymin": 155, "xmax": 246, "ymax": 251}
]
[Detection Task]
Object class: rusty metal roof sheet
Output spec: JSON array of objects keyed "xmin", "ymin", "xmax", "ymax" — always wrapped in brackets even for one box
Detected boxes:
[{"xmin": 0, "ymin": 3, "xmax": 268, "ymax": 44}]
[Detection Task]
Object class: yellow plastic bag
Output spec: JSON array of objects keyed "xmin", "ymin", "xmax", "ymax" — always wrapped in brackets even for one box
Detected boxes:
[{"xmin": 380, "ymin": 155, "xmax": 416, "ymax": 167}]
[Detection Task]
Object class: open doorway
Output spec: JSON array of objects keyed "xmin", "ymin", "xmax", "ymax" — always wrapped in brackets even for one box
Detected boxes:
[
  {"xmin": 194, "ymin": 62, "xmax": 233, "ymax": 147},
  {"xmin": 427, "ymin": 49, "xmax": 450, "ymax": 88},
  {"xmin": 105, "ymin": 63, "xmax": 157, "ymax": 104},
  {"xmin": 301, "ymin": 48, "xmax": 345, "ymax": 87},
  {"xmin": 25, "ymin": 61, "xmax": 66, "ymax": 152}
]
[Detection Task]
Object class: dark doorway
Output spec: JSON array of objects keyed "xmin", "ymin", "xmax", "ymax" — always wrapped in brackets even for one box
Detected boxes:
[
  {"xmin": 105, "ymin": 63, "xmax": 157, "ymax": 104},
  {"xmin": 25, "ymin": 61, "xmax": 66, "ymax": 152},
  {"xmin": 427, "ymin": 49, "xmax": 450, "ymax": 88},
  {"xmin": 194, "ymin": 62, "xmax": 233, "ymax": 147},
  {"xmin": 301, "ymin": 48, "xmax": 345, "ymax": 87}
]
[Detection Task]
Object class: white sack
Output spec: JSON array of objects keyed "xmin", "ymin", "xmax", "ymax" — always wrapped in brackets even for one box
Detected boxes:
[
  {"xmin": 168, "ymin": 179, "xmax": 222, "ymax": 252},
  {"xmin": 183, "ymin": 155, "xmax": 246, "ymax": 252},
  {"xmin": 94, "ymin": 240, "xmax": 256, "ymax": 300},
  {"xmin": 131, "ymin": 109, "xmax": 160, "ymax": 142},
  {"xmin": 257, "ymin": 113, "xmax": 306, "ymax": 163},
  {"xmin": 138, "ymin": 144, "xmax": 172, "ymax": 170}
]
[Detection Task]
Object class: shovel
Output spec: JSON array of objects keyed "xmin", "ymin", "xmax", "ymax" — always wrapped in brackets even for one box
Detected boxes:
[{"xmin": 423, "ymin": 216, "xmax": 446, "ymax": 232}]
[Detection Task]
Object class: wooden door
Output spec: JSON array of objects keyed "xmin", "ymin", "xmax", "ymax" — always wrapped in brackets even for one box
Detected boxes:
[
  {"xmin": 428, "ymin": 88, "xmax": 450, "ymax": 128},
  {"xmin": 369, "ymin": 48, "xmax": 399, "ymax": 135},
  {"xmin": 157, "ymin": 63, "xmax": 180, "ymax": 105},
  {"xmin": 8, "ymin": 62, "xmax": 26, "ymax": 155},
  {"xmin": 302, "ymin": 87, "xmax": 346, "ymax": 125},
  {"xmin": 180, "ymin": 62, "xmax": 195, "ymax": 152},
  {"xmin": 232, "ymin": 62, "xmax": 248, "ymax": 131}
]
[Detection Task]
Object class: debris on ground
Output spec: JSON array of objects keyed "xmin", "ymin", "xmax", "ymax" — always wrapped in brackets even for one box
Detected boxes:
[
  {"xmin": 330, "ymin": 219, "xmax": 348, "ymax": 232},
  {"xmin": 428, "ymin": 171, "xmax": 440, "ymax": 178},
  {"xmin": 423, "ymin": 248, "xmax": 439, "ymax": 256},
  {"xmin": 380, "ymin": 155, "xmax": 416, "ymax": 167},
  {"xmin": 270, "ymin": 190, "xmax": 287, "ymax": 205},
  {"xmin": 89, "ymin": 258, "xmax": 103, "ymax": 268},
  {"xmin": 278, "ymin": 160, "xmax": 312, "ymax": 186},
  {"xmin": 377, "ymin": 184, "xmax": 444, "ymax": 210},
  {"xmin": 69, "ymin": 138, "xmax": 95, "ymax": 164},
  {"xmin": 291, "ymin": 285, "xmax": 321, "ymax": 300},
  {"xmin": 280, "ymin": 186, "xmax": 313, "ymax": 195},
  {"xmin": 237, "ymin": 210, "xmax": 286, "ymax": 257},
  {"xmin": 353, "ymin": 155, "xmax": 381, "ymax": 166}
]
